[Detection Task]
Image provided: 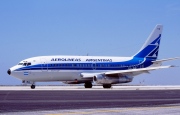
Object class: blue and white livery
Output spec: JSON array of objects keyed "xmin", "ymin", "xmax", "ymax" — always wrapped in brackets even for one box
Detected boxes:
[{"xmin": 7, "ymin": 25, "xmax": 179, "ymax": 89}]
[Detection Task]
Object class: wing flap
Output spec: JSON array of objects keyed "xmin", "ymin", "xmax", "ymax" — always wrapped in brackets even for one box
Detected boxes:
[{"xmin": 105, "ymin": 65, "xmax": 174, "ymax": 76}]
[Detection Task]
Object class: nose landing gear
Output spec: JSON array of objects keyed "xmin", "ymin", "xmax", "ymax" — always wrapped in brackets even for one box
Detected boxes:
[
  {"xmin": 22, "ymin": 80, "xmax": 35, "ymax": 89},
  {"xmin": 31, "ymin": 84, "xmax": 36, "ymax": 89}
]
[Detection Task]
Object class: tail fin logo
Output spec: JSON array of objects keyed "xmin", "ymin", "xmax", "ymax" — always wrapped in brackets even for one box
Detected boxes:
[
  {"xmin": 133, "ymin": 25, "xmax": 163, "ymax": 60},
  {"xmin": 146, "ymin": 34, "xmax": 161, "ymax": 59}
]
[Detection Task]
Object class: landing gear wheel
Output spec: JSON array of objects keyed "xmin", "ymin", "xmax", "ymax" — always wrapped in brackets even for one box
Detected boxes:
[
  {"xmin": 103, "ymin": 84, "xmax": 112, "ymax": 88},
  {"xmin": 31, "ymin": 84, "xmax": 35, "ymax": 89},
  {"xmin": 84, "ymin": 82, "xmax": 92, "ymax": 88}
]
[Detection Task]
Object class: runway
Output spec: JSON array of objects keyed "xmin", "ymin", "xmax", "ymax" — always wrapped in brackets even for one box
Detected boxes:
[{"xmin": 0, "ymin": 86, "xmax": 180, "ymax": 114}]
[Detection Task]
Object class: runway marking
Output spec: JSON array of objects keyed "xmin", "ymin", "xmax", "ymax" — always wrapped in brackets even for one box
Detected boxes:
[
  {"xmin": 1, "ymin": 98, "xmax": 180, "ymax": 103},
  {"xmin": 48, "ymin": 105, "xmax": 180, "ymax": 115},
  {"xmin": 3, "ymin": 91, "xmax": 10, "ymax": 100},
  {"xmin": 1, "ymin": 86, "xmax": 180, "ymax": 91}
]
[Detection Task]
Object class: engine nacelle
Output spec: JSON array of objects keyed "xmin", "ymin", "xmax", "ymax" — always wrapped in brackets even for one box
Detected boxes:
[{"xmin": 93, "ymin": 74, "xmax": 133, "ymax": 84}]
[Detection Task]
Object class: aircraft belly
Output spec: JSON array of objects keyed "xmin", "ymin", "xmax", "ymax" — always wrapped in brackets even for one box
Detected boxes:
[
  {"xmin": 50, "ymin": 71, "xmax": 78, "ymax": 81},
  {"xmin": 13, "ymin": 70, "xmax": 109, "ymax": 82},
  {"xmin": 16, "ymin": 70, "xmax": 81, "ymax": 82}
]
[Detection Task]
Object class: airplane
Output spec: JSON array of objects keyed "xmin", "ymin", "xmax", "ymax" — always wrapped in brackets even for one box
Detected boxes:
[{"xmin": 7, "ymin": 24, "xmax": 179, "ymax": 89}]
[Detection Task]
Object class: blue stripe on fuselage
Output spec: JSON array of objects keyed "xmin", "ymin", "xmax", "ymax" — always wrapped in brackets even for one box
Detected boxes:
[{"xmin": 14, "ymin": 57, "xmax": 153, "ymax": 71}]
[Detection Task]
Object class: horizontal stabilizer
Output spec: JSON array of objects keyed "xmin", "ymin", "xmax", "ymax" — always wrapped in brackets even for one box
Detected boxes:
[{"xmin": 152, "ymin": 57, "xmax": 180, "ymax": 63}]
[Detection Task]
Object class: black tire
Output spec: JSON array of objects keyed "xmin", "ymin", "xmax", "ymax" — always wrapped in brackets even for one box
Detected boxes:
[
  {"xmin": 103, "ymin": 84, "xmax": 111, "ymax": 88},
  {"xmin": 31, "ymin": 85, "xmax": 35, "ymax": 89},
  {"xmin": 84, "ymin": 82, "xmax": 92, "ymax": 88}
]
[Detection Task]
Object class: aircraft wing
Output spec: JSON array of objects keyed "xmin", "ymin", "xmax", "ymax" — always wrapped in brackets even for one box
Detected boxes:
[
  {"xmin": 81, "ymin": 65, "xmax": 175, "ymax": 78},
  {"xmin": 104, "ymin": 65, "xmax": 175, "ymax": 76}
]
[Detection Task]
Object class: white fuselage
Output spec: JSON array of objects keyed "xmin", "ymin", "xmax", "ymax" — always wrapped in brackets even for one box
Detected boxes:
[{"xmin": 9, "ymin": 55, "xmax": 146, "ymax": 83}]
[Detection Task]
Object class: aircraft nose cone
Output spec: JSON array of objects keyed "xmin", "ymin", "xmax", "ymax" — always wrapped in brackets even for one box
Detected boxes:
[{"xmin": 7, "ymin": 69, "xmax": 11, "ymax": 75}]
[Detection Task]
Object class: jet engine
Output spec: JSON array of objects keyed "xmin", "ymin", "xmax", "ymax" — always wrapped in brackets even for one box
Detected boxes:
[{"xmin": 93, "ymin": 74, "xmax": 133, "ymax": 84}]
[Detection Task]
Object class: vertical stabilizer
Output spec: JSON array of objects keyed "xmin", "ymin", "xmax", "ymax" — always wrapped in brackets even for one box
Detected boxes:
[{"xmin": 133, "ymin": 25, "xmax": 163, "ymax": 60}]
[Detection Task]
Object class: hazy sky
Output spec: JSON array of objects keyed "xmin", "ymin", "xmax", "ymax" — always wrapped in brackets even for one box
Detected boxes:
[{"xmin": 0, "ymin": 0, "xmax": 180, "ymax": 85}]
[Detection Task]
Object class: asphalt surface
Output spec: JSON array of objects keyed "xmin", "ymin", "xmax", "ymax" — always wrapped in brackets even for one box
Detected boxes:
[{"xmin": 0, "ymin": 90, "xmax": 180, "ymax": 113}]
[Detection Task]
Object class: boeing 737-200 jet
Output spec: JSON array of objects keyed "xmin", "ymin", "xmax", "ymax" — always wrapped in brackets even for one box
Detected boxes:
[{"xmin": 7, "ymin": 25, "xmax": 179, "ymax": 89}]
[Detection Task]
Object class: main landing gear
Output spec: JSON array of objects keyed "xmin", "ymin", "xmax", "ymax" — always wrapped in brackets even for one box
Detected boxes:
[
  {"xmin": 103, "ymin": 84, "xmax": 112, "ymax": 88},
  {"xmin": 84, "ymin": 82, "xmax": 92, "ymax": 88},
  {"xmin": 31, "ymin": 84, "xmax": 36, "ymax": 89}
]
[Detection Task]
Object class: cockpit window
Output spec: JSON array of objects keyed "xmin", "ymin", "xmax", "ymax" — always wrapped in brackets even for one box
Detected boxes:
[
  {"xmin": 23, "ymin": 63, "xmax": 27, "ymax": 66},
  {"xmin": 18, "ymin": 62, "xmax": 31, "ymax": 66},
  {"xmin": 22, "ymin": 63, "xmax": 31, "ymax": 66},
  {"xmin": 27, "ymin": 63, "xmax": 31, "ymax": 66}
]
